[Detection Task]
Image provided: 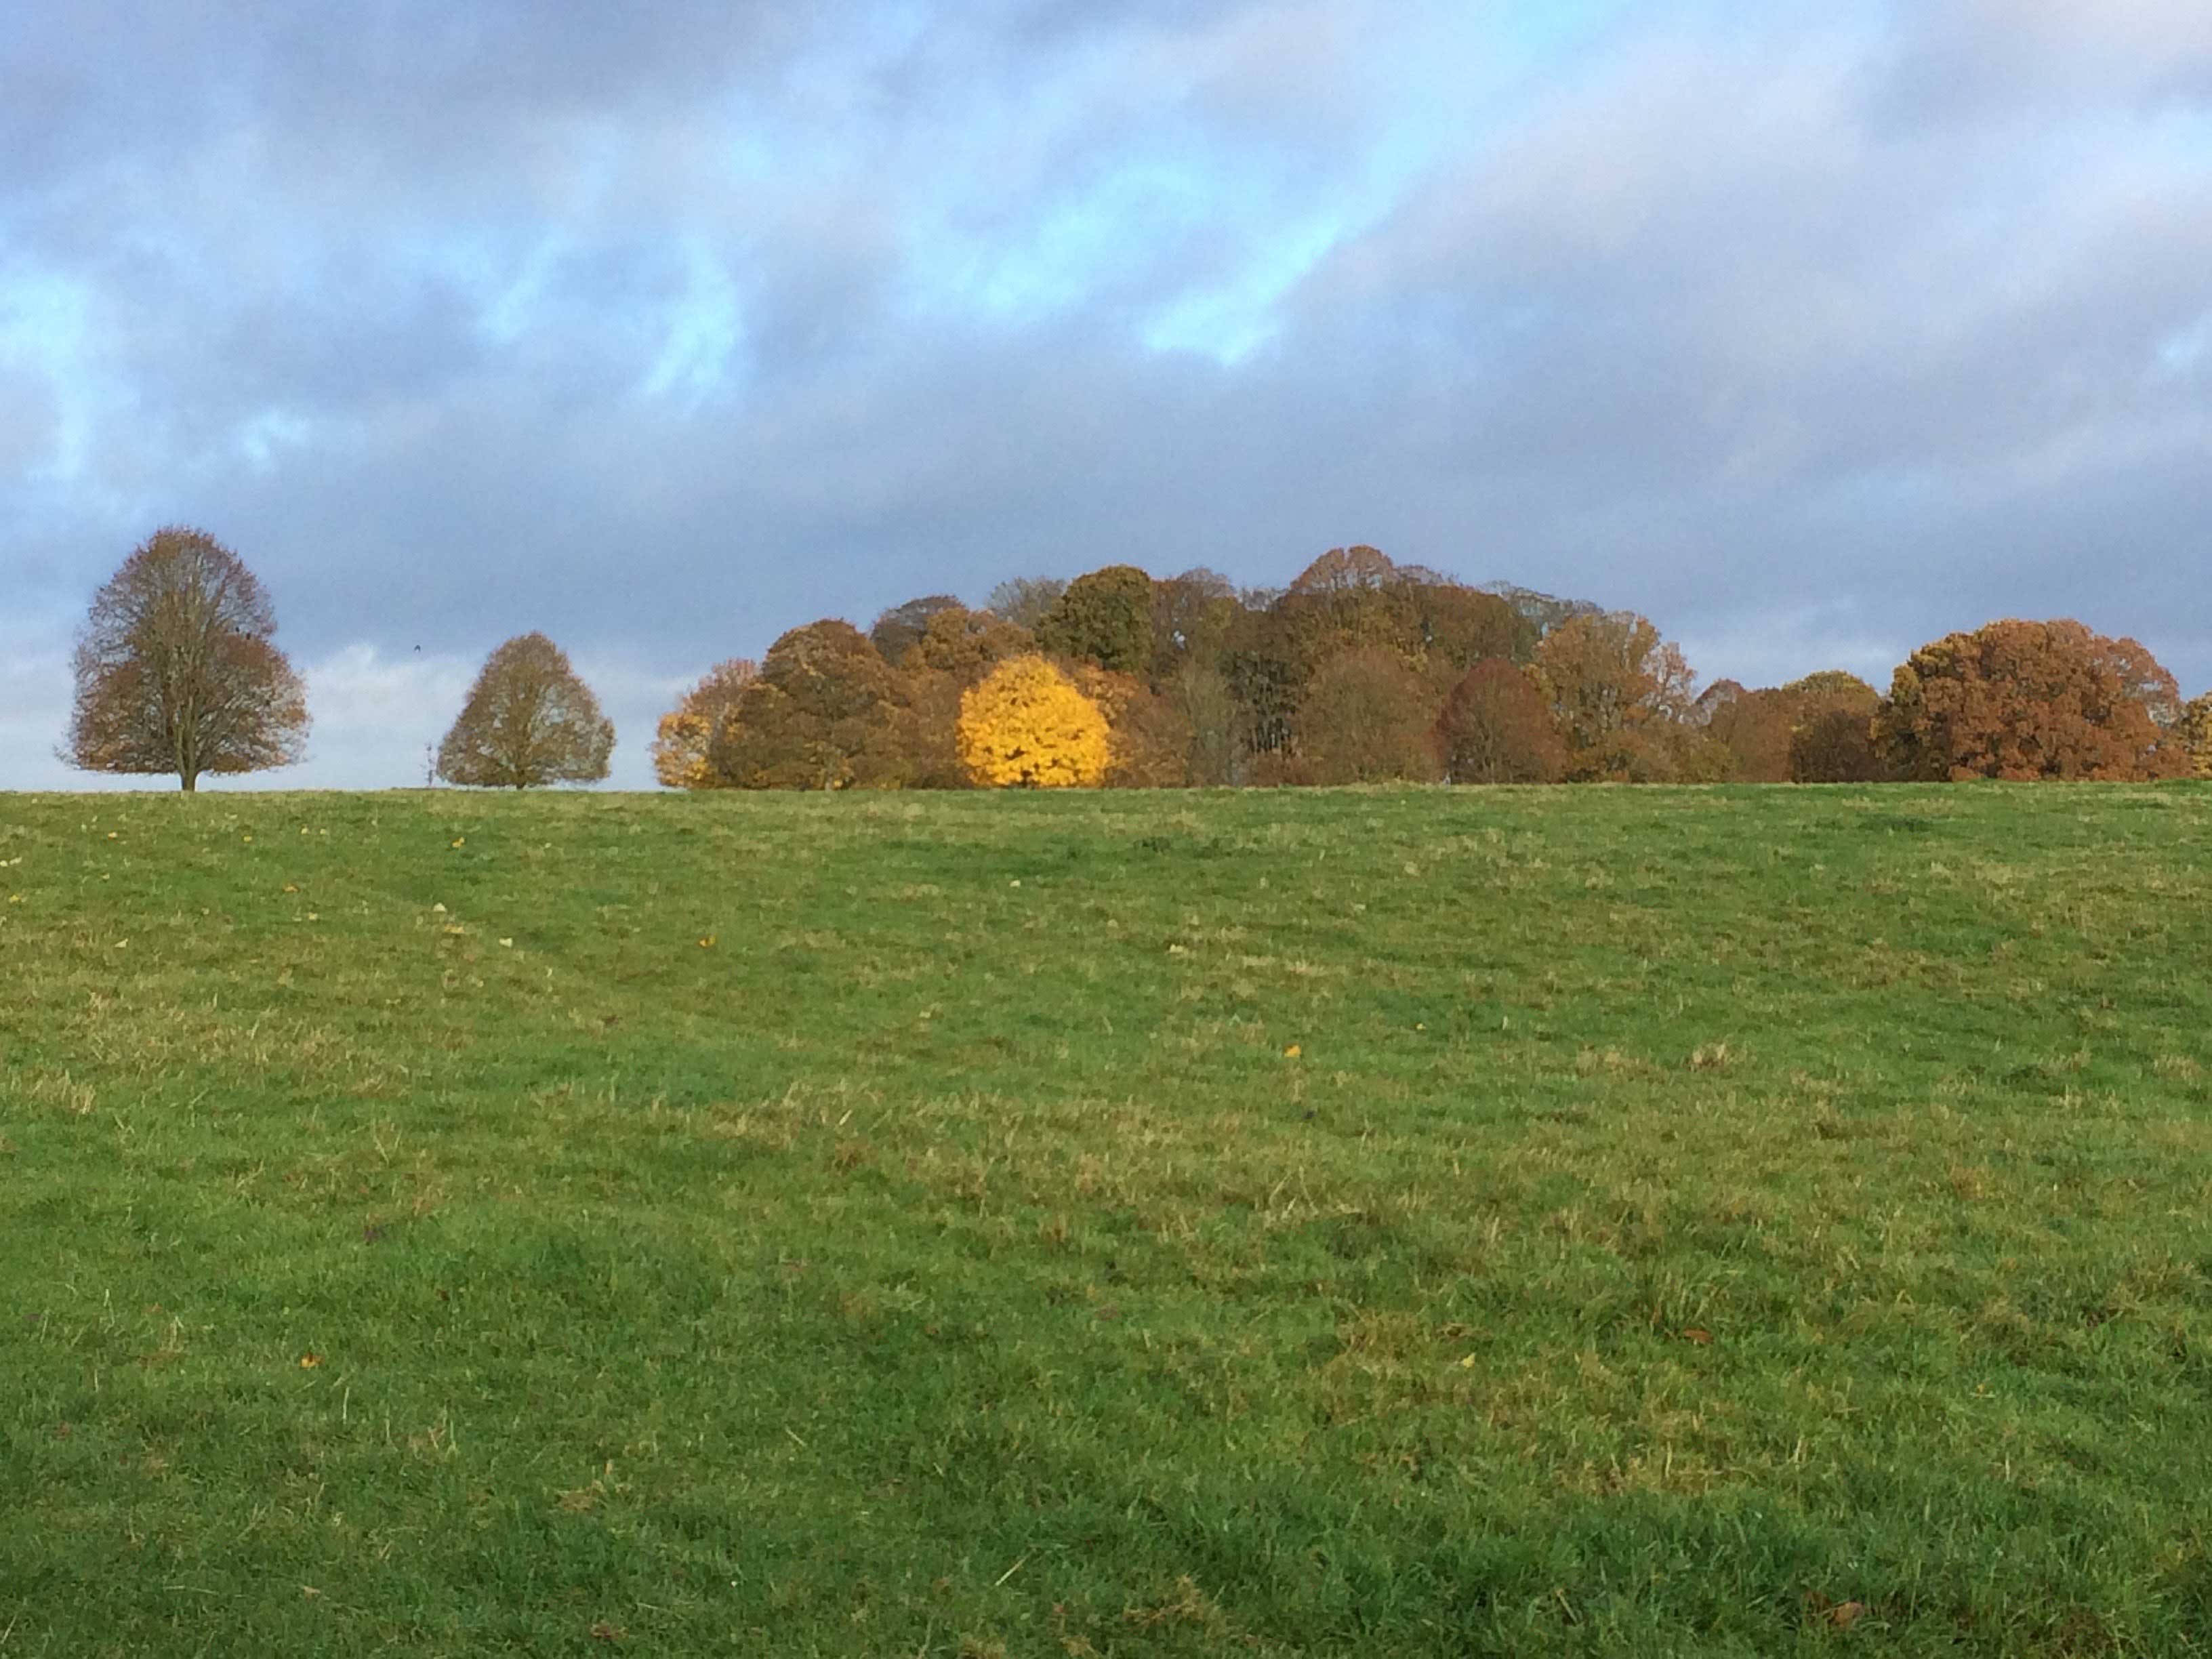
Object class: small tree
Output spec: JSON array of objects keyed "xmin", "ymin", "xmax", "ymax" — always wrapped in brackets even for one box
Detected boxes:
[
  {"xmin": 2178, "ymin": 693, "xmax": 2212, "ymax": 779},
  {"xmin": 956, "ymin": 655, "xmax": 1111, "ymax": 787},
  {"xmin": 651, "ymin": 657, "xmax": 758, "ymax": 789},
  {"xmin": 1435, "ymin": 659, "xmax": 1565, "ymax": 783},
  {"xmin": 869, "ymin": 595, "xmax": 965, "ymax": 668},
  {"xmin": 438, "ymin": 633, "xmax": 615, "ymax": 787},
  {"xmin": 984, "ymin": 575, "xmax": 1068, "ymax": 630},
  {"xmin": 64, "ymin": 525, "xmax": 309, "ymax": 791}
]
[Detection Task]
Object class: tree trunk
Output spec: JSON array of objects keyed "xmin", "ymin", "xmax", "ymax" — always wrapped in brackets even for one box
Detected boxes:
[{"xmin": 180, "ymin": 771, "xmax": 197, "ymax": 792}]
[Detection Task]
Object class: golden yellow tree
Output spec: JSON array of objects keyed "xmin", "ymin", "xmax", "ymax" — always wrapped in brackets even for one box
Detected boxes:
[{"xmin": 956, "ymin": 655, "xmax": 1111, "ymax": 787}]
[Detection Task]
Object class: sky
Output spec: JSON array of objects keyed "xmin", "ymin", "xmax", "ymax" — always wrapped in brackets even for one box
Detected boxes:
[{"xmin": 3, "ymin": 0, "xmax": 2209, "ymax": 790}]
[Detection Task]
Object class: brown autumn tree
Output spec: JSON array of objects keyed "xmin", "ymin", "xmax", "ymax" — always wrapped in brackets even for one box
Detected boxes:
[
  {"xmin": 1403, "ymin": 577, "xmax": 1534, "ymax": 674},
  {"xmin": 1295, "ymin": 647, "xmax": 1443, "ymax": 785},
  {"xmin": 1873, "ymin": 619, "xmax": 2190, "ymax": 781},
  {"xmin": 64, "ymin": 525, "xmax": 309, "ymax": 792},
  {"xmin": 1066, "ymin": 663, "xmax": 1195, "ymax": 787},
  {"xmin": 708, "ymin": 619, "xmax": 906, "ymax": 789},
  {"xmin": 1532, "ymin": 611, "xmax": 1702, "ymax": 781},
  {"xmin": 651, "ymin": 657, "xmax": 759, "ymax": 789},
  {"xmin": 437, "ymin": 633, "xmax": 615, "ymax": 788},
  {"xmin": 1434, "ymin": 659, "xmax": 1566, "ymax": 783}
]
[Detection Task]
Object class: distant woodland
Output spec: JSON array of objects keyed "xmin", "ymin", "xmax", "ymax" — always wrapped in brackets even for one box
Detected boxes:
[
  {"xmin": 650, "ymin": 547, "xmax": 2212, "ymax": 791},
  {"xmin": 59, "ymin": 531, "xmax": 2212, "ymax": 791}
]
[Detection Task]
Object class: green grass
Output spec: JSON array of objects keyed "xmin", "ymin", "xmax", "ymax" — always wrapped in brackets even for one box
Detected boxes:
[{"xmin": 3, "ymin": 783, "xmax": 2211, "ymax": 1656}]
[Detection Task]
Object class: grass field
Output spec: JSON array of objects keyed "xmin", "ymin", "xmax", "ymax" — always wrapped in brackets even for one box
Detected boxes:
[{"xmin": 3, "ymin": 783, "xmax": 2211, "ymax": 1656}]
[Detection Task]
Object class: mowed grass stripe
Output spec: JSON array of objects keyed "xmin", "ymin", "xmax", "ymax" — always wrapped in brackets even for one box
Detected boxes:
[{"xmin": 3, "ymin": 784, "xmax": 2210, "ymax": 1656}]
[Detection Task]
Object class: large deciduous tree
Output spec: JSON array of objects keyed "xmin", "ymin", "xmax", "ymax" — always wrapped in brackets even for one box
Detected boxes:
[
  {"xmin": 1034, "ymin": 564, "xmax": 1154, "ymax": 675},
  {"xmin": 710, "ymin": 619, "xmax": 907, "ymax": 790},
  {"xmin": 956, "ymin": 655, "xmax": 1111, "ymax": 787},
  {"xmin": 1434, "ymin": 659, "xmax": 1565, "ymax": 783},
  {"xmin": 438, "ymin": 633, "xmax": 615, "ymax": 787},
  {"xmin": 1873, "ymin": 619, "xmax": 2190, "ymax": 781},
  {"xmin": 651, "ymin": 657, "xmax": 758, "ymax": 789},
  {"xmin": 1532, "ymin": 611, "xmax": 1702, "ymax": 781},
  {"xmin": 64, "ymin": 525, "xmax": 310, "ymax": 792}
]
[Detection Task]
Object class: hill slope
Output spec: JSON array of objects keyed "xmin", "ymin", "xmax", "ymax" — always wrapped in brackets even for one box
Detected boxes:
[{"xmin": 4, "ymin": 784, "xmax": 2211, "ymax": 1655}]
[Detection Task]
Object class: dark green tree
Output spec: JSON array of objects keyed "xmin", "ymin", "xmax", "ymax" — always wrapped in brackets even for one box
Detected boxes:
[{"xmin": 1035, "ymin": 565, "xmax": 1154, "ymax": 676}]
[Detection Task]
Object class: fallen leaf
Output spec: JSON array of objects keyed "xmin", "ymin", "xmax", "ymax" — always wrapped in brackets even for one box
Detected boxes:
[
  {"xmin": 451, "ymin": 838, "xmax": 466, "ymax": 848},
  {"xmin": 589, "ymin": 1620, "xmax": 624, "ymax": 1641},
  {"xmin": 298, "ymin": 1353, "xmax": 322, "ymax": 1368},
  {"xmin": 1828, "ymin": 1600, "xmax": 1867, "ymax": 1630},
  {"xmin": 283, "ymin": 883, "xmax": 299, "ymax": 893},
  {"xmin": 431, "ymin": 903, "xmax": 447, "ymax": 913},
  {"xmin": 1283, "ymin": 1044, "xmax": 1301, "ymax": 1058},
  {"xmin": 498, "ymin": 938, "xmax": 514, "ymax": 947},
  {"xmin": 698, "ymin": 936, "xmax": 716, "ymax": 948},
  {"xmin": 1681, "ymin": 1328, "xmax": 1713, "ymax": 1345}
]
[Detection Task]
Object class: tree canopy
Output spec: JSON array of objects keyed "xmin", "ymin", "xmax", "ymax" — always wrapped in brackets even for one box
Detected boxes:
[
  {"xmin": 437, "ymin": 633, "xmax": 615, "ymax": 787},
  {"xmin": 65, "ymin": 525, "xmax": 309, "ymax": 792},
  {"xmin": 1875, "ymin": 619, "xmax": 2188, "ymax": 781},
  {"xmin": 956, "ymin": 656, "xmax": 1111, "ymax": 787}
]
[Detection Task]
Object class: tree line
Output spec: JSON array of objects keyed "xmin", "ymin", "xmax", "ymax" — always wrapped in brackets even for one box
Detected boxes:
[{"xmin": 58, "ymin": 527, "xmax": 2212, "ymax": 792}]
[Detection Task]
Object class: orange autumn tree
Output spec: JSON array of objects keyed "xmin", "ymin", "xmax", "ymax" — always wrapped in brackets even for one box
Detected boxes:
[
  {"xmin": 1875, "ymin": 619, "xmax": 2190, "ymax": 781},
  {"xmin": 956, "ymin": 655, "xmax": 1111, "ymax": 787},
  {"xmin": 651, "ymin": 657, "xmax": 758, "ymax": 789}
]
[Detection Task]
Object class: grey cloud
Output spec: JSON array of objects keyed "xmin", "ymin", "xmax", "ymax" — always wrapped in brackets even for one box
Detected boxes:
[{"xmin": 5, "ymin": 1, "xmax": 2211, "ymax": 792}]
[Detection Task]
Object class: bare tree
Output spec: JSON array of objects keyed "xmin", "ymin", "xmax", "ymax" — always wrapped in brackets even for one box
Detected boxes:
[
  {"xmin": 436, "ymin": 634, "xmax": 615, "ymax": 787},
  {"xmin": 983, "ymin": 575, "xmax": 1067, "ymax": 630},
  {"xmin": 64, "ymin": 525, "xmax": 310, "ymax": 792}
]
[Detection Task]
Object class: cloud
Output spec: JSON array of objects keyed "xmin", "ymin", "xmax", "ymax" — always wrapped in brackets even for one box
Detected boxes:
[{"xmin": 3, "ymin": 0, "xmax": 2210, "ymax": 790}]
